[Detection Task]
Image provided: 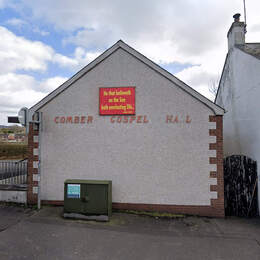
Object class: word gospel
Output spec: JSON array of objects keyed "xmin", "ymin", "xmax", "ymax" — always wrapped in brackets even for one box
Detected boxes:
[{"xmin": 53, "ymin": 115, "xmax": 192, "ymax": 124}]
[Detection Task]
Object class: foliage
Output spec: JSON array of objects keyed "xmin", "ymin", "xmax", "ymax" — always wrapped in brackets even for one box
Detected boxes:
[
  {"xmin": 0, "ymin": 125, "xmax": 25, "ymax": 134},
  {"xmin": 0, "ymin": 143, "xmax": 28, "ymax": 159}
]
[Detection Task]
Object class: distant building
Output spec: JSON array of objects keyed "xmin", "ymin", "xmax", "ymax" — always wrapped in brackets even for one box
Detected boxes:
[
  {"xmin": 8, "ymin": 134, "xmax": 16, "ymax": 142},
  {"xmin": 0, "ymin": 133, "xmax": 8, "ymax": 141},
  {"xmin": 15, "ymin": 133, "xmax": 26, "ymax": 142},
  {"xmin": 215, "ymin": 14, "xmax": 260, "ymax": 209},
  {"xmin": 0, "ymin": 133, "xmax": 25, "ymax": 143}
]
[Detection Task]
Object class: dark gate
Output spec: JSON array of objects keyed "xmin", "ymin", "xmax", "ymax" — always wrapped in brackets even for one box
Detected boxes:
[{"xmin": 224, "ymin": 155, "xmax": 258, "ymax": 217}]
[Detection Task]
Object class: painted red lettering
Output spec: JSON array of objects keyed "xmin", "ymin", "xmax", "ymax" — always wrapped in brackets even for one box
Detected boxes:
[
  {"xmin": 60, "ymin": 117, "xmax": 65, "ymax": 123},
  {"xmin": 129, "ymin": 116, "xmax": 136, "ymax": 123},
  {"xmin": 137, "ymin": 116, "xmax": 142, "ymax": 123},
  {"xmin": 80, "ymin": 116, "xmax": 86, "ymax": 124},
  {"xmin": 74, "ymin": 116, "xmax": 79, "ymax": 123},
  {"xmin": 87, "ymin": 116, "xmax": 93, "ymax": 123},
  {"xmin": 186, "ymin": 115, "xmax": 191, "ymax": 123},
  {"xmin": 66, "ymin": 116, "xmax": 72, "ymax": 123},
  {"xmin": 110, "ymin": 116, "xmax": 115, "ymax": 123},
  {"xmin": 54, "ymin": 117, "xmax": 59, "ymax": 123},
  {"xmin": 143, "ymin": 115, "xmax": 149, "ymax": 123},
  {"xmin": 166, "ymin": 115, "xmax": 173, "ymax": 123}
]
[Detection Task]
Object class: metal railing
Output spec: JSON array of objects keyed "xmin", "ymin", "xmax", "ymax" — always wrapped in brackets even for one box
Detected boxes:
[{"xmin": 0, "ymin": 159, "xmax": 27, "ymax": 185}]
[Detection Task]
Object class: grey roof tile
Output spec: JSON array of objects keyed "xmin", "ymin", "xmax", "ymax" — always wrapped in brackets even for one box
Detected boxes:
[{"xmin": 236, "ymin": 43, "xmax": 260, "ymax": 60}]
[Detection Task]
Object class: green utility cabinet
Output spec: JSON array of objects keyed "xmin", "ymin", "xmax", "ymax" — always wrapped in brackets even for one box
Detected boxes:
[{"xmin": 64, "ymin": 179, "xmax": 112, "ymax": 218}]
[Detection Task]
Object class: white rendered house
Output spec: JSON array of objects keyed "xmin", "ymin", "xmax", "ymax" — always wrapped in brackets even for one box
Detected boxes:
[{"xmin": 215, "ymin": 14, "xmax": 260, "ymax": 210}]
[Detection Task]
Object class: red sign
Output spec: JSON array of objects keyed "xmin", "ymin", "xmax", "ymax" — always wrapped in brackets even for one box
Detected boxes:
[{"xmin": 99, "ymin": 87, "xmax": 135, "ymax": 115}]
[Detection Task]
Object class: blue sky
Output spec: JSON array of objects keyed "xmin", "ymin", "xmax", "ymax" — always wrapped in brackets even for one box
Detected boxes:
[
  {"xmin": 0, "ymin": 7, "xmax": 75, "ymax": 79},
  {"xmin": 0, "ymin": 0, "xmax": 259, "ymax": 124},
  {"xmin": 0, "ymin": 6, "xmax": 193, "ymax": 80}
]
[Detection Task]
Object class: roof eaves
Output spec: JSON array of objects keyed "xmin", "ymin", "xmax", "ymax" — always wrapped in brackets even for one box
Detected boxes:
[{"xmin": 214, "ymin": 52, "xmax": 229, "ymax": 104}]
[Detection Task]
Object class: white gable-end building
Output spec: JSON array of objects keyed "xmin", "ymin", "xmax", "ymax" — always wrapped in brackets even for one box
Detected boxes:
[
  {"xmin": 215, "ymin": 14, "xmax": 260, "ymax": 209},
  {"xmin": 27, "ymin": 40, "xmax": 225, "ymax": 217}
]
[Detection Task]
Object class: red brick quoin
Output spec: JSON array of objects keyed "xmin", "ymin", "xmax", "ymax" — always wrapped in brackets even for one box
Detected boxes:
[
  {"xmin": 208, "ymin": 115, "xmax": 225, "ymax": 217},
  {"xmin": 27, "ymin": 116, "xmax": 225, "ymax": 217},
  {"xmin": 27, "ymin": 123, "xmax": 39, "ymax": 204}
]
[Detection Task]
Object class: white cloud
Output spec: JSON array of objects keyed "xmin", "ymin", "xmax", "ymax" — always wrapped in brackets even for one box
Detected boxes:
[
  {"xmin": 0, "ymin": 26, "xmax": 53, "ymax": 73},
  {"xmin": 5, "ymin": 18, "xmax": 50, "ymax": 36},
  {"xmin": 243, "ymin": 1, "xmax": 260, "ymax": 42},
  {"xmin": 52, "ymin": 53, "xmax": 78, "ymax": 68},
  {"xmin": 0, "ymin": 73, "xmax": 67, "ymax": 105},
  {"xmin": 0, "ymin": 73, "xmax": 35, "ymax": 92},
  {"xmin": 5, "ymin": 18, "xmax": 27, "ymax": 27},
  {"xmin": 32, "ymin": 27, "xmax": 50, "ymax": 36},
  {"xmin": 16, "ymin": 0, "xmax": 248, "ymax": 99},
  {"xmin": 0, "ymin": 88, "xmax": 46, "ymax": 125},
  {"xmin": 52, "ymin": 48, "xmax": 101, "ymax": 71},
  {"xmin": 64, "ymin": 28, "xmax": 115, "ymax": 50},
  {"xmin": 175, "ymin": 65, "xmax": 218, "ymax": 101},
  {"xmin": 0, "ymin": 19, "xmax": 103, "ymax": 125},
  {"xmin": 0, "ymin": 73, "xmax": 67, "ymax": 124},
  {"xmin": 0, "ymin": 26, "xmax": 101, "ymax": 124},
  {"xmin": 0, "ymin": 26, "xmax": 100, "ymax": 74},
  {"xmin": 74, "ymin": 47, "xmax": 101, "ymax": 67},
  {"xmin": 39, "ymin": 76, "xmax": 67, "ymax": 93}
]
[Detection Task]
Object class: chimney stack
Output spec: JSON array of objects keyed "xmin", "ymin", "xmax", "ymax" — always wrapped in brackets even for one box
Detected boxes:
[{"xmin": 227, "ymin": 13, "xmax": 245, "ymax": 50}]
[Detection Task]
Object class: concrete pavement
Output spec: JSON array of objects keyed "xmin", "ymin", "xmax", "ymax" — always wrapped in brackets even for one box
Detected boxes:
[{"xmin": 0, "ymin": 205, "xmax": 259, "ymax": 259}]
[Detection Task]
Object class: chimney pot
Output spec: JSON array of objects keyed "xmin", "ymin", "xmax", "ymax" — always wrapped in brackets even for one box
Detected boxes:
[{"xmin": 233, "ymin": 13, "xmax": 241, "ymax": 22}]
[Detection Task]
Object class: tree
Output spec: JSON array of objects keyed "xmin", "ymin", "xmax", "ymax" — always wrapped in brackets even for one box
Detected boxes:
[{"xmin": 208, "ymin": 77, "xmax": 219, "ymax": 97}]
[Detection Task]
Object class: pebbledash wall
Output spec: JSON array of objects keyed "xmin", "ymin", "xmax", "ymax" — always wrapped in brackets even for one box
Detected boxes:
[{"xmin": 27, "ymin": 41, "xmax": 225, "ymax": 217}]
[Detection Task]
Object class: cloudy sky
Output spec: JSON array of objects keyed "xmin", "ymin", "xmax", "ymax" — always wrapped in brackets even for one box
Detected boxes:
[{"xmin": 0, "ymin": 0, "xmax": 259, "ymax": 124}]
